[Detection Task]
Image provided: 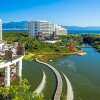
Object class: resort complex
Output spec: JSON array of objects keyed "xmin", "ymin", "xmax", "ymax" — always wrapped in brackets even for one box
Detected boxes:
[
  {"xmin": 1, "ymin": 0, "xmax": 100, "ymax": 100},
  {"xmin": 0, "ymin": 18, "xmax": 76, "ymax": 100},
  {"xmin": 0, "ymin": 17, "xmax": 100, "ymax": 100}
]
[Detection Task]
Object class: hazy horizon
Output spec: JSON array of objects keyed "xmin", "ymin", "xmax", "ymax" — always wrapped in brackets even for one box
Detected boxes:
[
  {"xmin": 3, "ymin": 21, "xmax": 100, "ymax": 27},
  {"xmin": 1, "ymin": 0, "xmax": 100, "ymax": 26}
]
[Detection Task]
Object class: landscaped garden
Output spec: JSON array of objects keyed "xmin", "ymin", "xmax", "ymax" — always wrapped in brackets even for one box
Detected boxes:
[{"xmin": 2, "ymin": 32, "xmax": 83, "ymax": 99}]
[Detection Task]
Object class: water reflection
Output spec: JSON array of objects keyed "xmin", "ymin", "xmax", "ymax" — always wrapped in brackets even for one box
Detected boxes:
[{"xmin": 52, "ymin": 46, "xmax": 100, "ymax": 100}]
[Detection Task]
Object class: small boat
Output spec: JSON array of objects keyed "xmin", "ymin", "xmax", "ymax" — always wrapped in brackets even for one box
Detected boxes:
[
  {"xmin": 49, "ymin": 59, "xmax": 53, "ymax": 62},
  {"xmin": 77, "ymin": 51, "xmax": 87, "ymax": 56}
]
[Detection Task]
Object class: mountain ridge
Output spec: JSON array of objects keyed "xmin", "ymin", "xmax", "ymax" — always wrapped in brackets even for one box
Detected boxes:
[{"xmin": 3, "ymin": 21, "xmax": 100, "ymax": 34}]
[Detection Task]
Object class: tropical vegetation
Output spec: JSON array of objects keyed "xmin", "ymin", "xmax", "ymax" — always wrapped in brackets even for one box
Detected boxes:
[{"xmin": 0, "ymin": 79, "xmax": 44, "ymax": 100}]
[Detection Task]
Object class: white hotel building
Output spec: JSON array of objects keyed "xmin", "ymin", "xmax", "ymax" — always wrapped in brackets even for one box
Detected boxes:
[
  {"xmin": 28, "ymin": 21, "xmax": 66, "ymax": 38},
  {"xmin": 28, "ymin": 21, "xmax": 55, "ymax": 36}
]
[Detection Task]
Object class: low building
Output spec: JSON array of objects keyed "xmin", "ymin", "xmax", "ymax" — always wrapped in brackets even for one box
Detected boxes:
[{"xmin": 55, "ymin": 24, "xmax": 67, "ymax": 36}]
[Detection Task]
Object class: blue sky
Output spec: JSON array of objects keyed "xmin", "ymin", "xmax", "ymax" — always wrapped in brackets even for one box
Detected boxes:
[{"xmin": 0, "ymin": 0, "xmax": 100, "ymax": 26}]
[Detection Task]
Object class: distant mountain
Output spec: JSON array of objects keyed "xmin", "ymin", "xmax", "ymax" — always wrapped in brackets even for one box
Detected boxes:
[
  {"xmin": 3, "ymin": 21, "xmax": 28, "ymax": 30},
  {"xmin": 3, "ymin": 21, "xmax": 100, "ymax": 34}
]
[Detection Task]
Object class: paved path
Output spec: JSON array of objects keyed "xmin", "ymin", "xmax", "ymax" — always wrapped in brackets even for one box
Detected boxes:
[
  {"xmin": 34, "ymin": 70, "xmax": 46, "ymax": 95},
  {"xmin": 63, "ymin": 73, "xmax": 74, "ymax": 100},
  {"xmin": 36, "ymin": 59, "xmax": 62, "ymax": 100}
]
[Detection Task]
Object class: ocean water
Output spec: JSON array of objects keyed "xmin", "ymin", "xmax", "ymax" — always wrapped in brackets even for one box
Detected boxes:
[
  {"xmin": 3, "ymin": 29, "xmax": 100, "ymax": 35},
  {"xmin": 68, "ymin": 30, "xmax": 100, "ymax": 34},
  {"xmin": 3, "ymin": 29, "xmax": 28, "ymax": 33}
]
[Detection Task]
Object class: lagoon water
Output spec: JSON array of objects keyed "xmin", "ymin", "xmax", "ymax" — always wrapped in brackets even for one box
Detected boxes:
[
  {"xmin": 51, "ymin": 47, "xmax": 100, "ymax": 100},
  {"xmin": 22, "ymin": 47, "xmax": 100, "ymax": 100}
]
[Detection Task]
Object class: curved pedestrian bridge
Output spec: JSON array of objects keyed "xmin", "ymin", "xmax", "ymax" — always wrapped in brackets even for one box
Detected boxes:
[
  {"xmin": 33, "ymin": 70, "xmax": 46, "ymax": 95},
  {"xmin": 36, "ymin": 59, "xmax": 74, "ymax": 100},
  {"xmin": 36, "ymin": 59, "xmax": 62, "ymax": 100},
  {"xmin": 63, "ymin": 73, "xmax": 74, "ymax": 100}
]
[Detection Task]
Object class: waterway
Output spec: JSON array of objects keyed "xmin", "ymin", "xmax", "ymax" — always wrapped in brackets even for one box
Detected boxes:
[
  {"xmin": 50, "ymin": 46, "xmax": 100, "ymax": 100},
  {"xmin": 22, "ymin": 46, "xmax": 100, "ymax": 100}
]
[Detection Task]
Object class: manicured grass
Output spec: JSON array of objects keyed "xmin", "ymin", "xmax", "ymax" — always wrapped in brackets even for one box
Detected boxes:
[{"xmin": 23, "ymin": 53, "xmax": 35, "ymax": 61}]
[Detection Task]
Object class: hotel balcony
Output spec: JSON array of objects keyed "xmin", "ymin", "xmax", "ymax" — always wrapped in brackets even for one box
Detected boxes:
[{"xmin": 0, "ymin": 42, "xmax": 24, "ymax": 87}]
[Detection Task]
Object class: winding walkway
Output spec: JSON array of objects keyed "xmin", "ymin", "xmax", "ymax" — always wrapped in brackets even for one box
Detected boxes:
[
  {"xmin": 63, "ymin": 73, "xmax": 74, "ymax": 100},
  {"xmin": 33, "ymin": 70, "xmax": 46, "ymax": 95},
  {"xmin": 36, "ymin": 59, "xmax": 62, "ymax": 100}
]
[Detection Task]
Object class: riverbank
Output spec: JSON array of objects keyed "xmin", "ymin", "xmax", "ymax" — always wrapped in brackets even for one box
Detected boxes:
[{"xmin": 24, "ymin": 51, "xmax": 79, "ymax": 62}]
